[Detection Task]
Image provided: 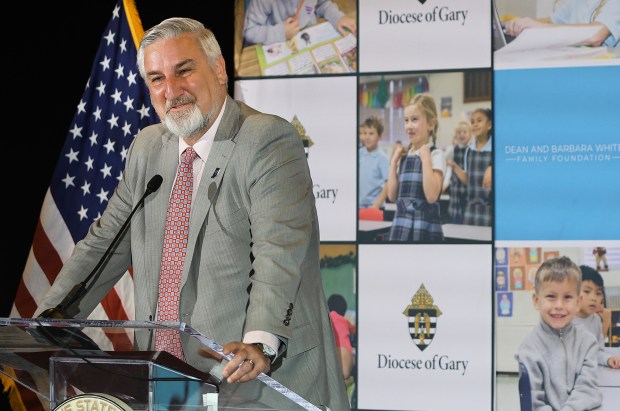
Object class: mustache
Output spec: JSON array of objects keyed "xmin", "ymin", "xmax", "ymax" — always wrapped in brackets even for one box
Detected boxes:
[{"xmin": 165, "ymin": 96, "xmax": 196, "ymax": 113}]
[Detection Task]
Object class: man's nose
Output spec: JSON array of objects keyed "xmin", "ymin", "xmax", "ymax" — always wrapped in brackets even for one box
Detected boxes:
[{"xmin": 165, "ymin": 77, "xmax": 183, "ymax": 99}]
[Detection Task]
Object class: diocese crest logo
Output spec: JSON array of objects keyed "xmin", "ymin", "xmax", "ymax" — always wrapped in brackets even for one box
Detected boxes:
[
  {"xmin": 290, "ymin": 115, "xmax": 314, "ymax": 158},
  {"xmin": 403, "ymin": 284, "xmax": 442, "ymax": 351}
]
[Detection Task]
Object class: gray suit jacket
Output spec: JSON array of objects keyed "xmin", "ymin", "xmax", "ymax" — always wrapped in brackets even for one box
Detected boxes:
[{"xmin": 37, "ymin": 97, "xmax": 350, "ymax": 410}]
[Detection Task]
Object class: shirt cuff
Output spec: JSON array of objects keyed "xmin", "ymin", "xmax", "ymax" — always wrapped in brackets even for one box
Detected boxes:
[{"xmin": 243, "ymin": 331, "xmax": 280, "ymax": 355}]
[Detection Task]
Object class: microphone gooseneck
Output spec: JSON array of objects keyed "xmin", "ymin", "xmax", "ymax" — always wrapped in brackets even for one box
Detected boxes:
[{"xmin": 39, "ymin": 175, "xmax": 164, "ymax": 319}]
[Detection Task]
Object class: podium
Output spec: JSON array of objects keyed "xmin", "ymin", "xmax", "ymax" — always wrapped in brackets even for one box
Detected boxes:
[{"xmin": 0, "ymin": 318, "xmax": 323, "ymax": 410}]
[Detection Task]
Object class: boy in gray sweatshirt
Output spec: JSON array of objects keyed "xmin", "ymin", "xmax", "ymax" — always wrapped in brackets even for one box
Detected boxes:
[
  {"xmin": 573, "ymin": 265, "xmax": 620, "ymax": 368},
  {"xmin": 517, "ymin": 256, "xmax": 602, "ymax": 410}
]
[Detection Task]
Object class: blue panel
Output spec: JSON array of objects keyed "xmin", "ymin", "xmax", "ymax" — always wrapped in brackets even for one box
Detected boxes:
[{"xmin": 495, "ymin": 65, "xmax": 620, "ymax": 240}]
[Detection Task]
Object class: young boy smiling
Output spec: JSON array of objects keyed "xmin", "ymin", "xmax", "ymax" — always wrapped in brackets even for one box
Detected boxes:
[{"xmin": 517, "ymin": 256, "xmax": 602, "ymax": 410}]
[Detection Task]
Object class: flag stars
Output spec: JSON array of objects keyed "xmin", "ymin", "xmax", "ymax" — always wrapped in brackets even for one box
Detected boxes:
[
  {"xmin": 127, "ymin": 71, "xmax": 138, "ymax": 86},
  {"xmin": 77, "ymin": 100, "xmax": 87, "ymax": 114},
  {"xmin": 104, "ymin": 30, "xmax": 115, "ymax": 46},
  {"xmin": 62, "ymin": 173, "xmax": 76, "ymax": 188},
  {"xmin": 88, "ymin": 132, "xmax": 99, "ymax": 146},
  {"xmin": 85, "ymin": 156, "xmax": 95, "ymax": 171},
  {"xmin": 69, "ymin": 124, "xmax": 83, "ymax": 139},
  {"xmin": 100, "ymin": 163, "xmax": 113, "ymax": 179},
  {"xmin": 122, "ymin": 121, "xmax": 132, "ymax": 136},
  {"xmin": 80, "ymin": 181, "xmax": 91, "ymax": 196},
  {"xmin": 78, "ymin": 205, "xmax": 89, "ymax": 221},
  {"xmin": 20, "ymin": 3, "xmax": 157, "ymax": 322},
  {"xmin": 66, "ymin": 148, "xmax": 79, "ymax": 163},
  {"xmin": 107, "ymin": 113, "xmax": 119, "ymax": 129},
  {"xmin": 138, "ymin": 104, "xmax": 151, "ymax": 119},
  {"xmin": 96, "ymin": 188, "xmax": 110, "ymax": 204},
  {"xmin": 96, "ymin": 81, "xmax": 107, "ymax": 96},
  {"xmin": 120, "ymin": 146, "xmax": 129, "ymax": 161},
  {"xmin": 100, "ymin": 55, "xmax": 111, "ymax": 71},
  {"xmin": 92, "ymin": 107, "xmax": 102, "ymax": 122},
  {"xmin": 115, "ymin": 64, "xmax": 125, "ymax": 79},
  {"xmin": 119, "ymin": 38, "xmax": 127, "ymax": 54},
  {"xmin": 111, "ymin": 88, "xmax": 123, "ymax": 104},
  {"xmin": 123, "ymin": 96, "xmax": 134, "ymax": 112},
  {"xmin": 103, "ymin": 138, "xmax": 116, "ymax": 154}
]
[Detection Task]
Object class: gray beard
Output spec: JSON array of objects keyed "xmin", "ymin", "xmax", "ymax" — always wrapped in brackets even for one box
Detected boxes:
[
  {"xmin": 164, "ymin": 104, "xmax": 211, "ymax": 139},
  {"xmin": 163, "ymin": 92, "xmax": 221, "ymax": 139}
]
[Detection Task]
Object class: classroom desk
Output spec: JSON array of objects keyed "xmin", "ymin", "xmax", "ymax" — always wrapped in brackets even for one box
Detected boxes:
[
  {"xmin": 494, "ymin": 46, "xmax": 620, "ymax": 70},
  {"xmin": 357, "ymin": 220, "xmax": 492, "ymax": 243},
  {"xmin": 443, "ymin": 224, "xmax": 492, "ymax": 242},
  {"xmin": 237, "ymin": 45, "xmax": 261, "ymax": 77},
  {"xmin": 358, "ymin": 220, "xmax": 392, "ymax": 242},
  {"xmin": 235, "ymin": 0, "xmax": 356, "ymax": 77},
  {"xmin": 236, "ymin": 31, "xmax": 356, "ymax": 77},
  {"xmin": 598, "ymin": 363, "xmax": 619, "ymax": 411}
]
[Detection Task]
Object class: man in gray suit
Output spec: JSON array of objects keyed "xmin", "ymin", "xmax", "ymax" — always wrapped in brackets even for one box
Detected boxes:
[{"xmin": 36, "ymin": 17, "xmax": 349, "ymax": 411}]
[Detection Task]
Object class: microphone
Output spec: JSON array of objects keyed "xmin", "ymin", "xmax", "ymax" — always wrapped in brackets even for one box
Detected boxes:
[{"xmin": 39, "ymin": 175, "xmax": 163, "ymax": 319}]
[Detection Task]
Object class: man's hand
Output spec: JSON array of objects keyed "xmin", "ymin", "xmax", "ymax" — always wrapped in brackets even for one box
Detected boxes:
[{"xmin": 219, "ymin": 341, "xmax": 271, "ymax": 383}]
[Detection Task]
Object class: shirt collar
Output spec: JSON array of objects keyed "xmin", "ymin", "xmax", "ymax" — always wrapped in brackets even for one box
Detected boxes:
[
  {"xmin": 178, "ymin": 98, "xmax": 228, "ymax": 160},
  {"xmin": 468, "ymin": 136, "xmax": 492, "ymax": 152}
]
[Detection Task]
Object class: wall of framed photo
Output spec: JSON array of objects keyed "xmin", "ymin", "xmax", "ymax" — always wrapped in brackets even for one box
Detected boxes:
[{"xmin": 233, "ymin": 1, "xmax": 620, "ymax": 410}]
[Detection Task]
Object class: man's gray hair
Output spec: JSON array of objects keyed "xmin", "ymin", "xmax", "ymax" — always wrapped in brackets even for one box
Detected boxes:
[{"xmin": 137, "ymin": 17, "xmax": 223, "ymax": 79}]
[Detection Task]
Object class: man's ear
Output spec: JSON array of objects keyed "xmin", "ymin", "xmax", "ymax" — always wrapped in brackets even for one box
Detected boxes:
[{"xmin": 215, "ymin": 56, "xmax": 227, "ymax": 85}]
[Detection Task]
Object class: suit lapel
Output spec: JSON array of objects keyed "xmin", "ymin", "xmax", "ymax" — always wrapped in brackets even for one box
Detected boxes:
[{"xmin": 182, "ymin": 97, "xmax": 242, "ymax": 284}]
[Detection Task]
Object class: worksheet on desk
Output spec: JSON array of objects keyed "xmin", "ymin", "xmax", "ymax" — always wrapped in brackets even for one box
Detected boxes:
[{"xmin": 496, "ymin": 25, "xmax": 601, "ymax": 53}]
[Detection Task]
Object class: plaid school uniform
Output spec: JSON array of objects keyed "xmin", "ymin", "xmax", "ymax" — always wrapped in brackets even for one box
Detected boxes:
[
  {"xmin": 463, "ymin": 148, "xmax": 492, "ymax": 226},
  {"xmin": 447, "ymin": 145, "xmax": 468, "ymax": 224},
  {"xmin": 388, "ymin": 150, "xmax": 443, "ymax": 242}
]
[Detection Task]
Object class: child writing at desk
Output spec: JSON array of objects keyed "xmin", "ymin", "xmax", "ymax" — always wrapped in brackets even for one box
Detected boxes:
[
  {"xmin": 504, "ymin": 0, "xmax": 619, "ymax": 47},
  {"xmin": 448, "ymin": 108, "xmax": 493, "ymax": 227},
  {"xmin": 387, "ymin": 94, "xmax": 445, "ymax": 242},
  {"xmin": 517, "ymin": 256, "xmax": 602, "ymax": 410},
  {"xmin": 243, "ymin": 0, "xmax": 357, "ymax": 46}
]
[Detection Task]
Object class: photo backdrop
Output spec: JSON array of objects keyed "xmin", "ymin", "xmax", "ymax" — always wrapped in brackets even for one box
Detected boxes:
[
  {"xmin": 5, "ymin": 1, "xmax": 616, "ymax": 411},
  {"xmin": 234, "ymin": 1, "xmax": 619, "ymax": 410}
]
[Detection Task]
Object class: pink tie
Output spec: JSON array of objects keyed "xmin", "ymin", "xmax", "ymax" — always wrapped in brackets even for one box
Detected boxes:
[{"xmin": 155, "ymin": 146, "xmax": 197, "ymax": 361}]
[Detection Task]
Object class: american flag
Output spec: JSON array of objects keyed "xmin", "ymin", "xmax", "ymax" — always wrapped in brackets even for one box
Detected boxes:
[{"xmin": 10, "ymin": 0, "xmax": 153, "ymax": 349}]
